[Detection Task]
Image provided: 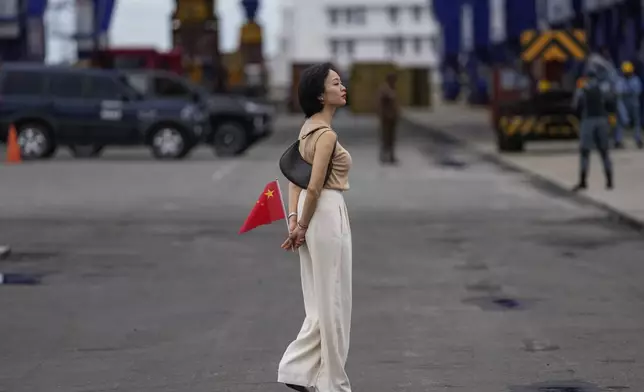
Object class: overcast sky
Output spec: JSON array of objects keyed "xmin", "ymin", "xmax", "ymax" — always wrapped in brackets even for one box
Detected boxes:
[{"xmin": 46, "ymin": 0, "xmax": 280, "ymax": 63}]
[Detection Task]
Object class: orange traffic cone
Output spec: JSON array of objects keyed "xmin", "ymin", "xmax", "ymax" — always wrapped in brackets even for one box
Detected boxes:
[{"xmin": 6, "ymin": 124, "xmax": 21, "ymax": 164}]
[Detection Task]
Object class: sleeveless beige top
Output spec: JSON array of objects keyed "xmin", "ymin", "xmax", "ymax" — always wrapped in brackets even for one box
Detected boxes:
[{"xmin": 297, "ymin": 119, "xmax": 352, "ymax": 191}]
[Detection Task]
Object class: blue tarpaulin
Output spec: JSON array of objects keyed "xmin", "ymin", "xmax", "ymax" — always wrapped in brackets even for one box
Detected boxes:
[
  {"xmin": 506, "ymin": 0, "xmax": 536, "ymax": 39},
  {"xmin": 432, "ymin": 0, "xmax": 463, "ymax": 100},
  {"xmin": 571, "ymin": 0, "xmax": 584, "ymax": 28},
  {"xmin": 26, "ymin": 0, "xmax": 48, "ymax": 17},
  {"xmin": 241, "ymin": 0, "xmax": 259, "ymax": 21},
  {"xmin": 97, "ymin": 0, "xmax": 116, "ymax": 33},
  {"xmin": 432, "ymin": 0, "xmax": 461, "ymax": 56},
  {"xmin": 472, "ymin": 0, "xmax": 489, "ymax": 48}
]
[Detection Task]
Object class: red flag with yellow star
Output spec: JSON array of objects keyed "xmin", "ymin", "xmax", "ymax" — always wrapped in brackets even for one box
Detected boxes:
[{"xmin": 239, "ymin": 180, "xmax": 287, "ymax": 234}]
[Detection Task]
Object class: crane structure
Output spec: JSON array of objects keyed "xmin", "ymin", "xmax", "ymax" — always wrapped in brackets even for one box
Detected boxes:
[
  {"xmin": 0, "ymin": 0, "xmax": 267, "ymax": 96},
  {"xmin": 0, "ymin": 0, "xmax": 49, "ymax": 62}
]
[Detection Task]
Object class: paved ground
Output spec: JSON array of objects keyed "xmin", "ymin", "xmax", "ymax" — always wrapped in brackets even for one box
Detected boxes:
[
  {"xmin": 404, "ymin": 104, "xmax": 644, "ymax": 228},
  {"xmin": 1, "ymin": 110, "xmax": 644, "ymax": 392}
]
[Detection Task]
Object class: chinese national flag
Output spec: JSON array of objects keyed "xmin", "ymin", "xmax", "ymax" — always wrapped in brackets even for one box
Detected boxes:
[{"xmin": 239, "ymin": 180, "xmax": 286, "ymax": 234}]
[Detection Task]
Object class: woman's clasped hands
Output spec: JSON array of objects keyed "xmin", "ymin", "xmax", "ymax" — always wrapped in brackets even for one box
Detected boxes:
[{"xmin": 281, "ymin": 216, "xmax": 307, "ymax": 251}]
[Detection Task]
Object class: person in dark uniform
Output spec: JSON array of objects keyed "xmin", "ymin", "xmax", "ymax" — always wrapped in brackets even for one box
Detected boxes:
[
  {"xmin": 377, "ymin": 72, "xmax": 400, "ymax": 164},
  {"xmin": 572, "ymin": 67, "xmax": 614, "ymax": 191}
]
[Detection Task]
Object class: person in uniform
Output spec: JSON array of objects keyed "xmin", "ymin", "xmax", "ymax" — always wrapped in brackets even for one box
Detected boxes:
[
  {"xmin": 572, "ymin": 67, "xmax": 614, "ymax": 191},
  {"xmin": 614, "ymin": 61, "xmax": 643, "ymax": 149},
  {"xmin": 376, "ymin": 72, "xmax": 400, "ymax": 164}
]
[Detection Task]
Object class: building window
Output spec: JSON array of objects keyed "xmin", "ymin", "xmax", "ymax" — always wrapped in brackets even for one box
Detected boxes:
[
  {"xmin": 346, "ymin": 40, "xmax": 355, "ymax": 56},
  {"xmin": 386, "ymin": 37, "xmax": 404, "ymax": 56},
  {"xmin": 395, "ymin": 37, "xmax": 404, "ymax": 54},
  {"xmin": 330, "ymin": 39, "xmax": 339, "ymax": 56},
  {"xmin": 329, "ymin": 39, "xmax": 355, "ymax": 57},
  {"xmin": 348, "ymin": 7, "xmax": 366, "ymax": 25},
  {"xmin": 412, "ymin": 5, "xmax": 423, "ymax": 22},
  {"xmin": 328, "ymin": 8, "xmax": 338, "ymax": 25},
  {"xmin": 429, "ymin": 36, "xmax": 439, "ymax": 52},
  {"xmin": 414, "ymin": 37, "xmax": 423, "ymax": 54},
  {"xmin": 387, "ymin": 6, "xmax": 399, "ymax": 23}
]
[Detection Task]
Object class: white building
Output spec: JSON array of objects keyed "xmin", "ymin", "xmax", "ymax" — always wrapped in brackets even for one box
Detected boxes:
[{"xmin": 269, "ymin": 0, "xmax": 441, "ymax": 102}]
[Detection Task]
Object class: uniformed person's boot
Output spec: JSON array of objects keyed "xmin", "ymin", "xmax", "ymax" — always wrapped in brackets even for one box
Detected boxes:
[
  {"xmin": 605, "ymin": 170, "xmax": 614, "ymax": 190},
  {"xmin": 572, "ymin": 181, "xmax": 587, "ymax": 192},
  {"xmin": 573, "ymin": 168, "xmax": 588, "ymax": 191}
]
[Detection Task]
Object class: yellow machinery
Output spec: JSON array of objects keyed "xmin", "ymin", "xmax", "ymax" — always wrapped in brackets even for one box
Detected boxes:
[{"xmin": 495, "ymin": 29, "xmax": 589, "ymax": 152}]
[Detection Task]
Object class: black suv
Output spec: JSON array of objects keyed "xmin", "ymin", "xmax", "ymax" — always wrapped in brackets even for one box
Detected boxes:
[
  {"xmin": 0, "ymin": 63, "xmax": 209, "ymax": 160},
  {"xmin": 122, "ymin": 70, "xmax": 274, "ymax": 156}
]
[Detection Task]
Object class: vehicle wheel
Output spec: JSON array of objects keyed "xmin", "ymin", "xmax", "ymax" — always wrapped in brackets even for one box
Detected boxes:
[
  {"xmin": 497, "ymin": 133, "xmax": 524, "ymax": 152},
  {"xmin": 149, "ymin": 125, "xmax": 192, "ymax": 160},
  {"xmin": 16, "ymin": 122, "xmax": 56, "ymax": 160},
  {"xmin": 212, "ymin": 121, "xmax": 249, "ymax": 157},
  {"xmin": 70, "ymin": 144, "xmax": 104, "ymax": 158}
]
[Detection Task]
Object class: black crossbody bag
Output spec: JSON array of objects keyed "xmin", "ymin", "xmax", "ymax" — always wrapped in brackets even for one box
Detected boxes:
[{"xmin": 279, "ymin": 126, "xmax": 336, "ymax": 189}]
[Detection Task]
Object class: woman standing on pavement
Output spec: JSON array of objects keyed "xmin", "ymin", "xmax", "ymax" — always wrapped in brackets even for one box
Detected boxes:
[{"xmin": 278, "ymin": 62, "xmax": 354, "ymax": 392}]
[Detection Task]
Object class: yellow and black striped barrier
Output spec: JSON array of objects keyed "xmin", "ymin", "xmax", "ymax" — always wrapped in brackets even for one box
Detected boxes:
[
  {"xmin": 498, "ymin": 115, "xmax": 580, "ymax": 137},
  {"xmin": 499, "ymin": 114, "xmax": 621, "ymax": 137},
  {"xmin": 520, "ymin": 29, "xmax": 588, "ymax": 62}
]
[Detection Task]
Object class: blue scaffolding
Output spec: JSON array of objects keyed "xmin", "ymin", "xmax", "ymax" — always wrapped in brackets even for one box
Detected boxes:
[
  {"xmin": 0, "ymin": 0, "xmax": 48, "ymax": 62},
  {"xmin": 0, "ymin": 0, "xmax": 116, "ymax": 62},
  {"xmin": 432, "ymin": 0, "xmax": 643, "ymax": 103}
]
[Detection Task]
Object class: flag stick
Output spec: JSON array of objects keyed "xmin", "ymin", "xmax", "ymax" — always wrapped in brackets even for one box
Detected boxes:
[{"xmin": 275, "ymin": 178, "xmax": 295, "ymax": 252}]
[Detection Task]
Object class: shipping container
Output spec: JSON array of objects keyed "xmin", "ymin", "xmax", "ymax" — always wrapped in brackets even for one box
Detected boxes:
[
  {"xmin": 411, "ymin": 67, "xmax": 432, "ymax": 107},
  {"xmin": 289, "ymin": 62, "xmax": 317, "ymax": 113},
  {"xmin": 348, "ymin": 62, "xmax": 397, "ymax": 114},
  {"xmin": 345, "ymin": 63, "xmax": 432, "ymax": 113},
  {"xmin": 400, "ymin": 67, "xmax": 432, "ymax": 108},
  {"xmin": 395, "ymin": 67, "xmax": 413, "ymax": 108}
]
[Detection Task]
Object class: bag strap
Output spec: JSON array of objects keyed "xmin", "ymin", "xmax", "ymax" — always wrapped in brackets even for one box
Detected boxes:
[{"xmin": 300, "ymin": 126, "xmax": 329, "ymax": 140}]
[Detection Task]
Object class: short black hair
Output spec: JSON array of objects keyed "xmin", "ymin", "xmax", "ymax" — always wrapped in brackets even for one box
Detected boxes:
[{"xmin": 298, "ymin": 62, "xmax": 335, "ymax": 117}]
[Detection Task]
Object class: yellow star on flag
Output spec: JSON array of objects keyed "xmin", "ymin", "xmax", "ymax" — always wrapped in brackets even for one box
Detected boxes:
[{"xmin": 264, "ymin": 189, "xmax": 275, "ymax": 198}]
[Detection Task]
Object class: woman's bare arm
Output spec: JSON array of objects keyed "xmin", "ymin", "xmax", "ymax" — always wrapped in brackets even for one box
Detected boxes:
[{"xmin": 288, "ymin": 181, "xmax": 303, "ymax": 217}]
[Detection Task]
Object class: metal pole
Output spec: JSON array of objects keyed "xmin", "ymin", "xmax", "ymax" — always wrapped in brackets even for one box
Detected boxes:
[{"xmin": 93, "ymin": 0, "xmax": 101, "ymax": 63}]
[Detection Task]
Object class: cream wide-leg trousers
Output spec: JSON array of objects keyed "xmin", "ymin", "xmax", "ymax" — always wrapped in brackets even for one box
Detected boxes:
[{"xmin": 278, "ymin": 189, "xmax": 353, "ymax": 392}]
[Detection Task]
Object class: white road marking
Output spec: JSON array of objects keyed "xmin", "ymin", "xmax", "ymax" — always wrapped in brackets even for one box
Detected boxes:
[{"xmin": 212, "ymin": 161, "xmax": 239, "ymax": 182}]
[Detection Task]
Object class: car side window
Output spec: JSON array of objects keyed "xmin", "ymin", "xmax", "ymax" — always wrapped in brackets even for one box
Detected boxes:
[
  {"xmin": 49, "ymin": 72, "xmax": 84, "ymax": 98},
  {"xmin": 125, "ymin": 74, "xmax": 149, "ymax": 95},
  {"xmin": 0, "ymin": 70, "xmax": 47, "ymax": 96},
  {"xmin": 153, "ymin": 76, "xmax": 191, "ymax": 98},
  {"xmin": 84, "ymin": 75, "xmax": 124, "ymax": 100}
]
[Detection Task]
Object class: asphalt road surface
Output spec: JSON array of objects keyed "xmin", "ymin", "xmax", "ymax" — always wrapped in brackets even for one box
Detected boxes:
[{"xmin": 1, "ymin": 111, "xmax": 644, "ymax": 392}]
